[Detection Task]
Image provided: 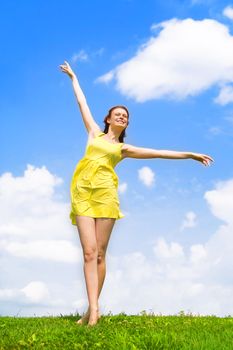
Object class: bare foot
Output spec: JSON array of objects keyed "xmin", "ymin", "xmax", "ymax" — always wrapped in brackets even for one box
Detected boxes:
[
  {"xmin": 76, "ymin": 308, "xmax": 90, "ymax": 325},
  {"xmin": 87, "ymin": 308, "xmax": 100, "ymax": 327}
]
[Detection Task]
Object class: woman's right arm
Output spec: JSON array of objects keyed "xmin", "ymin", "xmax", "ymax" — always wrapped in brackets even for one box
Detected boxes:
[{"xmin": 60, "ymin": 61, "xmax": 101, "ymax": 136}]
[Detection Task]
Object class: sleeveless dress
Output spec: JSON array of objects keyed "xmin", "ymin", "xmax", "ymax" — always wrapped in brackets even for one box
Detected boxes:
[{"xmin": 70, "ymin": 131, "xmax": 125, "ymax": 225}]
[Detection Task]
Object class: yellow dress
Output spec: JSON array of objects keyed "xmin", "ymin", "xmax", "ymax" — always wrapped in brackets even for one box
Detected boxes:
[{"xmin": 70, "ymin": 131, "xmax": 125, "ymax": 225}]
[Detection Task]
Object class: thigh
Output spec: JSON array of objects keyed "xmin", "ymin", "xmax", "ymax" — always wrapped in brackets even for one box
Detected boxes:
[
  {"xmin": 75, "ymin": 215, "xmax": 97, "ymax": 252},
  {"xmin": 95, "ymin": 218, "xmax": 116, "ymax": 254}
]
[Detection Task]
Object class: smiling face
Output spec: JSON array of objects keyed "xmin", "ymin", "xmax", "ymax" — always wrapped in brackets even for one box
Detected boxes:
[{"xmin": 107, "ymin": 107, "xmax": 129, "ymax": 130}]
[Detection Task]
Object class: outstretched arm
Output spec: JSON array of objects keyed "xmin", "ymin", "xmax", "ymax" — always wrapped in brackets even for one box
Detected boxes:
[
  {"xmin": 59, "ymin": 61, "xmax": 101, "ymax": 136},
  {"xmin": 121, "ymin": 144, "xmax": 214, "ymax": 166}
]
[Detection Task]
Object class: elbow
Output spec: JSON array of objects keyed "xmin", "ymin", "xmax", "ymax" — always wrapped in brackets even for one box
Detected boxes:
[{"xmin": 78, "ymin": 98, "xmax": 87, "ymax": 106}]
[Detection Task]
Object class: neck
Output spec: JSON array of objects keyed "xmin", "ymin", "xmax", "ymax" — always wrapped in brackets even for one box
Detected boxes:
[{"xmin": 106, "ymin": 126, "xmax": 122, "ymax": 142}]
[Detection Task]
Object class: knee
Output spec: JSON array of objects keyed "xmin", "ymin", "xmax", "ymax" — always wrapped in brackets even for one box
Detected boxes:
[
  {"xmin": 83, "ymin": 247, "xmax": 98, "ymax": 263},
  {"xmin": 97, "ymin": 251, "xmax": 106, "ymax": 264}
]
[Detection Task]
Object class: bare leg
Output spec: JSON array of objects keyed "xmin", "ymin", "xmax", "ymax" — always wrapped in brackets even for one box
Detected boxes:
[
  {"xmin": 75, "ymin": 215, "xmax": 99, "ymax": 325},
  {"xmin": 75, "ymin": 216, "xmax": 116, "ymax": 326},
  {"xmin": 87, "ymin": 217, "xmax": 115, "ymax": 325},
  {"xmin": 95, "ymin": 218, "xmax": 116, "ymax": 300}
]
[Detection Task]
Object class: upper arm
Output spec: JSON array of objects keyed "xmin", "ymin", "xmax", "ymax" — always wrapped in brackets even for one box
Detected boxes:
[
  {"xmin": 78, "ymin": 101, "xmax": 102, "ymax": 135},
  {"xmin": 121, "ymin": 144, "xmax": 159, "ymax": 159}
]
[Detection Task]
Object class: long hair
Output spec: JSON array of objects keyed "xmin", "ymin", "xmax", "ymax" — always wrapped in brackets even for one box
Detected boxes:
[{"xmin": 103, "ymin": 105, "xmax": 129, "ymax": 143}]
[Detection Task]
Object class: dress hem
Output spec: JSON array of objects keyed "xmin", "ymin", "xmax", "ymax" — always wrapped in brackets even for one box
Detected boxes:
[{"xmin": 70, "ymin": 211, "xmax": 124, "ymax": 225}]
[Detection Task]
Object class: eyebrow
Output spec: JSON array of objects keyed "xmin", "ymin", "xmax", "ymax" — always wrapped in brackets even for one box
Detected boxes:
[{"xmin": 115, "ymin": 111, "xmax": 128, "ymax": 116}]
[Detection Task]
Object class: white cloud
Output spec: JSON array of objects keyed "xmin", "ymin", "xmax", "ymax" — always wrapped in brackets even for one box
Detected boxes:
[
  {"xmin": 71, "ymin": 50, "xmax": 88, "ymax": 63},
  {"xmin": 71, "ymin": 48, "xmax": 104, "ymax": 64},
  {"xmin": 95, "ymin": 70, "xmax": 114, "ymax": 84},
  {"xmin": 0, "ymin": 164, "xmax": 62, "ymax": 199},
  {"xmin": 0, "ymin": 165, "xmax": 85, "ymax": 315},
  {"xmin": 97, "ymin": 18, "xmax": 233, "ymax": 104},
  {"xmin": 0, "ymin": 281, "xmax": 49, "ymax": 304},
  {"xmin": 93, "ymin": 48, "xmax": 105, "ymax": 57},
  {"xmin": 208, "ymin": 126, "xmax": 223, "ymax": 136},
  {"xmin": 0, "ymin": 288, "xmax": 18, "ymax": 301},
  {"xmin": 204, "ymin": 179, "xmax": 233, "ymax": 224},
  {"xmin": 21, "ymin": 281, "xmax": 50, "ymax": 303},
  {"xmin": 180, "ymin": 211, "xmax": 197, "ymax": 231},
  {"xmin": 190, "ymin": 244, "xmax": 207, "ymax": 264},
  {"xmin": 0, "ymin": 280, "xmax": 74, "ymax": 311},
  {"xmin": 1, "ymin": 239, "xmax": 80, "ymax": 263},
  {"xmin": 214, "ymin": 84, "xmax": 233, "ymax": 105},
  {"xmin": 118, "ymin": 182, "xmax": 128, "ymax": 193},
  {"xmin": 1, "ymin": 165, "xmax": 233, "ymax": 317},
  {"xmin": 100, "ymin": 177, "xmax": 233, "ymax": 317},
  {"xmin": 223, "ymin": 5, "xmax": 233, "ymax": 20},
  {"xmin": 0, "ymin": 164, "xmax": 81, "ymax": 264},
  {"xmin": 153, "ymin": 238, "xmax": 185, "ymax": 260},
  {"xmin": 138, "ymin": 166, "xmax": 155, "ymax": 187},
  {"xmin": 0, "ymin": 164, "xmax": 72, "ymax": 239},
  {"xmin": 100, "ymin": 245, "xmax": 233, "ymax": 316}
]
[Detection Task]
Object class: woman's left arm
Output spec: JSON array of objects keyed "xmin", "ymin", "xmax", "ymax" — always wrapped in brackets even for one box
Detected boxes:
[{"xmin": 121, "ymin": 144, "xmax": 214, "ymax": 166}]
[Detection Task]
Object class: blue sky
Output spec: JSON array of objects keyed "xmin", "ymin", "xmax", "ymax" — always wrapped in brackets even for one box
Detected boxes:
[{"xmin": 1, "ymin": 0, "xmax": 233, "ymax": 317}]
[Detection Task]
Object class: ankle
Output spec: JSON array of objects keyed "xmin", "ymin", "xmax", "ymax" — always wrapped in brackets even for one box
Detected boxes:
[{"xmin": 89, "ymin": 306, "xmax": 99, "ymax": 311}]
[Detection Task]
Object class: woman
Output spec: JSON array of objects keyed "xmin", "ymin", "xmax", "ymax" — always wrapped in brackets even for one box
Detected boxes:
[{"xmin": 60, "ymin": 61, "xmax": 213, "ymax": 326}]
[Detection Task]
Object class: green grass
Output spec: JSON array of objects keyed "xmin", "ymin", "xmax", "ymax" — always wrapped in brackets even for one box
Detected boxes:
[{"xmin": 0, "ymin": 311, "xmax": 233, "ymax": 350}]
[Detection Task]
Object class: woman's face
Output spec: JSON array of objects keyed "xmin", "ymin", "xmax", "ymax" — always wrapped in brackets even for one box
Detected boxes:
[{"xmin": 107, "ymin": 107, "xmax": 129, "ymax": 129}]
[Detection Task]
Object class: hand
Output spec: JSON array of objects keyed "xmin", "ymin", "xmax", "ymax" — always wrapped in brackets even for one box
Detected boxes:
[
  {"xmin": 59, "ymin": 60, "xmax": 76, "ymax": 79},
  {"xmin": 191, "ymin": 153, "xmax": 214, "ymax": 166}
]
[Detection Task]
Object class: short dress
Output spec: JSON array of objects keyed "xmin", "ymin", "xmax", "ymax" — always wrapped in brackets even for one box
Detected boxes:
[{"xmin": 70, "ymin": 131, "xmax": 125, "ymax": 225}]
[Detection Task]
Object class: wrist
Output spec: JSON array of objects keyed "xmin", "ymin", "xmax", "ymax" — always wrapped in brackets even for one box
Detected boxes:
[
  {"xmin": 71, "ymin": 73, "xmax": 77, "ymax": 81},
  {"xmin": 188, "ymin": 152, "xmax": 195, "ymax": 159}
]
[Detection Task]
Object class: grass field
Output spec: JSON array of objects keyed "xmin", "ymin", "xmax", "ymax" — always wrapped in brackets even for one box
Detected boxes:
[{"xmin": 0, "ymin": 311, "xmax": 233, "ymax": 349}]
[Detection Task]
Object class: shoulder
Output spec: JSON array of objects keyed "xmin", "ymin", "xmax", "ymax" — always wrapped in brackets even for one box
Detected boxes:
[
  {"xmin": 121, "ymin": 143, "xmax": 147, "ymax": 159},
  {"xmin": 121, "ymin": 143, "xmax": 136, "ymax": 159},
  {"xmin": 87, "ymin": 128, "xmax": 104, "ymax": 142}
]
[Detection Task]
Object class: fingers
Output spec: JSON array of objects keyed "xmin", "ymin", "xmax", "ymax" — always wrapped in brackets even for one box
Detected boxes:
[
  {"xmin": 205, "ymin": 155, "xmax": 214, "ymax": 162},
  {"xmin": 203, "ymin": 160, "xmax": 210, "ymax": 166},
  {"xmin": 202, "ymin": 157, "xmax": 212, "ymax": 166},
  {"xmin": 59, "ymin": 65, "xmax": 67, "ymax": 73},
  {"xmin": 60, "ymin": 62, "xmax": 68, "ymax": 69},
  {"xmin": 199, "ymin": 153, "xmax": 214, "ymax": 167},
  {"xmin": 59, "ymin": 60, "xmax": 71, "ymax": 71},
  {"xmin": 59, "ymin": 62, "xmax": 75, "ymax": 79},
  {"xmin": 59, "ymin": 63, "xmax": 71, "ymax": 75}
]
